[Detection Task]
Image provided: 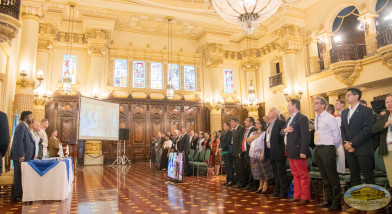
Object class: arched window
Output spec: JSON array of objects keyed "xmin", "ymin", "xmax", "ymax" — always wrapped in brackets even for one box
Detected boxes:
[
  {"xmin": 151, "ymin": 62, "xmax": 163, "ymax": 89},
  {"xmin": 133, "ymin": 61, "xmax": 145, "ymax": 88},
  {"xmin": 330, "ymin": 6, "xmax": 366, "ymax": 63},
  {"xmin": 375, "ymin": 0, "xmax": 392, "ymax": 48},
  {"xmin": 114, "ymin": 59, "xmax": 127, "ymax": 87},
  {"xmin": 184, "ymin": 65, "xmax": 195, "ymax": 91},
  {"xmin": 224, "ymin": 69, "xmax": 234, "ymax": 93},
  {"xmin": 62, "ymin": 55, "xmax": 77, "ymax": 84},
  {"xmin": 168, "ymin": 64, "xmax": 179, "ymax": 90},
  {"xmin": 376, "ymin": 0, "xmax": 392, "ymax": 29}
]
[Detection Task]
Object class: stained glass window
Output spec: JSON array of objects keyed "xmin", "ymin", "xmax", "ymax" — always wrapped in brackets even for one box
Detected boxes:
[
  {"xmin": 224, "ymin": 69, "xmax": 234, "ymax": 93},
  {"xmin": 133, "ymin": 61, "xmax": 145, "ymax": 88},
  {"xmin": 151, "ymin": 62, "xmax": 163, "ymax": 89},
  {"xmin": 114, "ymin": 59, "xmax": 128, "ymax": 87},
  {"xmin": 168, "ymin": 64, "xmax": 179, "ymax": 90},
  {"xmin": 184, "ymin": 65, "xmax": 195, "ymax": 91},
  {"xmin": 62, "ymin": 55, "xmax": 77, "ymax": 84}
]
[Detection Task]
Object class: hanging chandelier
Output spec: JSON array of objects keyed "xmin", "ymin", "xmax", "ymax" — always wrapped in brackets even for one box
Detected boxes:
[
  {"xmin": 62, "ymin": 3, "xmax": 76, "ymax": 94},
  {"xmin": 206, "ymin": 0, "xmax": 290, "ymax": 35},
  {"xmin": 166, "ymin": 18, "xmax": 175, "ymax": 99},
  {"xmin": 248, "ymin": 80, "xmax": 256, "ymax": 104}
]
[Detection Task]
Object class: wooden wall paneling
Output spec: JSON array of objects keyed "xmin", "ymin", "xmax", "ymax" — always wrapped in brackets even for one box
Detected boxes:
[
  {"xmin": 184, "ymin": 106, "xmax": 196, "ymax": 132},
  {"xmin": 150, "ymin": 105, "xmax": 164, "ymax": 137},
  {"xmin": 168, "ymin": 106, "xmax": 180, "ymax": 133},
  {"xmin": 131, "ymin": 104, "xmax": 147, "ymax": 160}
]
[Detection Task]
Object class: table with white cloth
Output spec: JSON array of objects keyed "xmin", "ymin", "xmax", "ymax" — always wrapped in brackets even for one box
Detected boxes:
[{"xmin": 21, "ymin": 157, "xmax": 74, "ymax": 202}]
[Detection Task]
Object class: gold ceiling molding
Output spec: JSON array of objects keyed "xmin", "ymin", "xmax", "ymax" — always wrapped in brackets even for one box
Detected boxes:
[{"xmin": 330, "ymin": 61, "xmax": 362, "ymax": 86}]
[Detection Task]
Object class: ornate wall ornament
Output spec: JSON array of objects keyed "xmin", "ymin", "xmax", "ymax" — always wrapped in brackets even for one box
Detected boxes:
[
  {"xmin": 241, "ymin": 60, "xmax": 259, "ymax": 72},
  {"xmin": 0, "ymin": 14, "xmax": 21, "ymax": 43},
  {"xmin": 85, "ymin": 141, "xmax": 103, "ymax": 154},
  {"xmin": 37, "ymin": 39, "xmax": 53, "ymax": 50},
  {"xmin": 377, "ymin": 45, "xmax": 392, "ymax": 67},
  {"xmin": 330, "ymin": 61, "xmax": 362, "ymax": 86},
  {"xmin": 201, "ymin": 43, "xmax": 223, "ymax": 67}
]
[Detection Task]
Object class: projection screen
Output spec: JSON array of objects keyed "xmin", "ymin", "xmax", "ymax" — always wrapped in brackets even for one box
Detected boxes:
[{"xmin": 78, "ymin": 96, "xmax": 119, "ymax": 140}]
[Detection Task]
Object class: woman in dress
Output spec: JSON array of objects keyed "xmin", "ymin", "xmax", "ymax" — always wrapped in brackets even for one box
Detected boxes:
[
  {"xmin": 247, "ymin": 118, "xmax": 273, "ymax": 194},
  {"xmin": 160, "ymin": 133, "xmax": 172, "ymax": 171},
  {"xmin": 219, "ymin": 122, "xmax": 233, "ymax": 184},
  {"xmin": 210, "ymin": 131, "xmax": 221, "ymax": 175}
]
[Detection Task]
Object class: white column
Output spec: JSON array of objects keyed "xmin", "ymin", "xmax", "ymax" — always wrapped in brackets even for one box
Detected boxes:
[
  {"xmin": 87, "ymin": 47, "xmax": 106, "ymax": 97},
  {"xmin": 15, "ymin": 14, "xmax": 40, "ymax": 114}
]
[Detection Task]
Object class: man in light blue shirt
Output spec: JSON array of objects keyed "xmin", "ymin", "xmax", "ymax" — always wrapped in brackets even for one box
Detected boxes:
[{"xmin": 313, "ymin": 97, "xmax": 342, "ymax": 211}]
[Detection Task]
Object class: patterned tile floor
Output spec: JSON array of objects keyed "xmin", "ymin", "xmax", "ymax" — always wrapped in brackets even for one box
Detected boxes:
[{"xmin": 0, "ymin": 162, "xmax": 390, "ymax": 214}]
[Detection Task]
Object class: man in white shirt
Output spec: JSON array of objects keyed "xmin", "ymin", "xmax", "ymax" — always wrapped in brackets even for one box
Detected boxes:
[
  {"xmin": 334, "ymin": 100, "xmax": 345, "ymax": 117},
  {"xmin": 38, "ymin": 119, "xmax": 49, "ymax": 158},
  {"xmin": 313, "ymin": 97, "xmax": 342, "ymax": 211}
]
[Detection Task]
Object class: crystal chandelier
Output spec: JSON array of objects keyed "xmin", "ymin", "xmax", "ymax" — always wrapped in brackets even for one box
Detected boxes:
[
  {"xmin": 206, "ymin": 0, "xmax": 288, "ymax": 34},
  {"xmin": 62, "ymin": 70, "xmax": 72, "ymax": 94},
  {"xmin": 248, "ymin": 80, "xmax": 256, "ymax": 104}
]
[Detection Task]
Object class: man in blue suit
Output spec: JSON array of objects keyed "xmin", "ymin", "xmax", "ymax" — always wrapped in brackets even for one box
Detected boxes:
[
  {"xmin": 0, "ymin": 111, "xmax": 10, "ymax": 176},
  {"xmin": 10, "ymin": 111, "xmax": 35, "ymax": 202}
]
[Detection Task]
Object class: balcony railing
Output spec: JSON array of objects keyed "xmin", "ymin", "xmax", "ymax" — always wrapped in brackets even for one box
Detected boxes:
[
  {"xmin": 377, "ymin": 25, "xmax": 392, "ymax": 48},
  {"xmin": 0, "ymin": 0, "xmax": 20, "ymax": 20},
  {"xmin": 329, "ymin": 44, "xmax": 366, "ymax": 64},
  {"xmin": 269, "ymin": 73, "xmax": 283, "ymax": 88}
]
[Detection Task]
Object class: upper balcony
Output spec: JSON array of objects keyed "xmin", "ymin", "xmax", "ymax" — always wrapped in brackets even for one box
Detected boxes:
[
  {"xmin": 329, "ymin": 44, "xmax": 366, "ymax": 64},
  {"xmin": 0, "ymin": 0, "xmax": 20, "ymax": 20},
  {"xmin": 0, "ymin": 0, "xmax": 21, "ymax": 43},
  {"xmin": 377, "ymin": 25, "xmax": 392, "ymax": 49},
  {"xmin": 269, "ymin": 73, "xmax": 283, "ymax": 88}
]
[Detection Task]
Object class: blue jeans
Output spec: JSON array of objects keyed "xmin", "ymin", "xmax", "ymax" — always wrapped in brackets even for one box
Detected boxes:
[{"xmin": 223, "ymin": 153, "xmax": 234, "ymax": 183}]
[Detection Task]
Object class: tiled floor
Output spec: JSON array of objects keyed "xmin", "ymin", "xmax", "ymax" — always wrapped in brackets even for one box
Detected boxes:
[{"xmin": 0, "ymin": 162, "xmax": 390, "ymax": 214}]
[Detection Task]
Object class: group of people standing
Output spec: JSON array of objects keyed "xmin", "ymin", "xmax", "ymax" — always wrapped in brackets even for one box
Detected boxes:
[
  {"xmin": 0, "ymin": 111, "xmax": 63, "ymax": 202},
  {"xmin": 150, "ymin": 87, "xmax": 392, "ymax": 213}
]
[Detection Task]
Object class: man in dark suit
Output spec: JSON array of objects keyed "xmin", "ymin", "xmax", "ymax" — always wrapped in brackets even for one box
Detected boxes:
[
  {"xmin": 191, "ymin": 132, "xmax": 198, "ymax": 150},
  {"xmin": 341, "ymin": 88, "xmax": 375, "ymax": 186},
  {"xmin": 230, "ymin": 117, "xmax": 245, "ymax": 187},
  {"xmin": 10, "ymin": 111, "xmax": 35, "ymax": 202},
  {"xmin": 242, "ymin": 117, "xmax": 257, "ymax": 191},
  {"xmin": 266, "ymin": 107, "xmax": 289, "ymax": 199},
  {"xmin": 0, "ymin": 111, "xmax": 10, "ymax": 176},
  {"xmin": 178, "ymin": 128, "xmax": 191, "ymax": 176},
  {"xmin": 282, "ymin": 99, "xmax": 311, "ymax": 205}
]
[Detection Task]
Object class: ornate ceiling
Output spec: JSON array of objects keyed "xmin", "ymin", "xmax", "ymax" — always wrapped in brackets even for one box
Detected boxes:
[{"xmin": 40, "ymin": 0, "xmax": 321, "ymax": 42}]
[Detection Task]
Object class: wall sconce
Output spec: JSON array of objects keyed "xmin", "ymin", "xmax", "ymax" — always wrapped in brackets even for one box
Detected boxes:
[
  {"xmin": 33, "ymin": 90, "xmax": 51, "ymax": 106},
  {"xmin": 216, "ymin": 98, "xmax": 225, "ymax": 109},
  {"xmin": 283, "ymin": 87, "xmax": 303, "ymax": 102},
  {"xmin": 19, "ymin": 69, "xmax": 44, "ymax": 89}
]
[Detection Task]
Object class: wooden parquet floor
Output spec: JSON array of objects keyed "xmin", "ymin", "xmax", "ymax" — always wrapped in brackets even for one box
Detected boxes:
[{"xmin": 0, "ymin": 162, "xmax": 390, "ymax": 214}]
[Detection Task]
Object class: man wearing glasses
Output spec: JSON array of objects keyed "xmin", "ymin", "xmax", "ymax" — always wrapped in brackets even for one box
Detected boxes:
[{"xmin": 340, "ymin": 88, "xmax": 375, "ymax": 213}]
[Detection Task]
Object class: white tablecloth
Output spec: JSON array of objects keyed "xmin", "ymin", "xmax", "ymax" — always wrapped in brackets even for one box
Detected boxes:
[{"xmin": 21, "ymin": 158, "xmax": 74, "ymax": 202}]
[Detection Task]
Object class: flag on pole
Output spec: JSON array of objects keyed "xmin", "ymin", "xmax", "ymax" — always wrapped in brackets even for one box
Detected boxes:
[{"xmin": 10, "ymin": 113, "xmax": 20, "ymax": 169}]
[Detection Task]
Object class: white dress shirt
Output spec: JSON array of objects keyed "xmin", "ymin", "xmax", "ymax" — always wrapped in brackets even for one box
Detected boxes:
[
  {"xmin": 266, "ymin": 119, "xmax": 276, "ymax": 148},
  {"xmin": 315, "ymin": 110, "xmax": 341, "ymax": 148},
  {"xmin": 284, "ymin": 112, "xmax": 298, "ymax": 145},
  {"xmin": 387, "ymin": 115, "xmax": 392, "ymax": 151},
  {"xmin": 347, "ymin": 103, "xmax": 360, "ymax": 124}
]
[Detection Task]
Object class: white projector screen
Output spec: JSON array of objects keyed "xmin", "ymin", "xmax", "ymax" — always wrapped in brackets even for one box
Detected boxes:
[{"xmin": 78, "ymin": 97, "xmax": 119, "ymax": 140}]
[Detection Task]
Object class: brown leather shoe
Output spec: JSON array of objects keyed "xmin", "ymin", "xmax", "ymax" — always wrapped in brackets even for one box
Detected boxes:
[
  {"xmin": 346, "ymin": 207, "xmax": 360, "ymax": 213},
  {"xmin": 297, "ymin": 199, "xmax": 310, "ymax": 205},
  {"xmin": 287, "ymin": 198, "xmax": 300, "ymax": 202}
]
